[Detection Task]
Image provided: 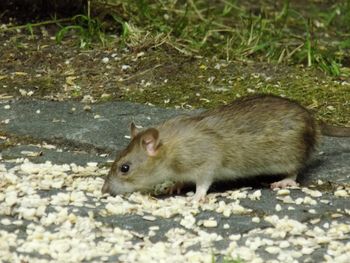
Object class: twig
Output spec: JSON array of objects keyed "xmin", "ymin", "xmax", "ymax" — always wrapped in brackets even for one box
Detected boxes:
[
  {"xmin": 201, "ymin": 28, "xmax": 236, "ymax": 45},
  {"xmin": 120, "ymin": 64, "xmax": 163, "ymax": 82},
  {"xmin": 87, "ymin": 0, "xmax": 91, "ymax": 19},
  {"xmin": 0, "ymin": 18, "xmax": 72, "ymax": 32},
  {"xmin": 286, "ymin": 43, "xmax": 304, "ymax": 59},
  {"xmin": 188, "ymin": 0, "xmax": 206, "ymax": 22}
]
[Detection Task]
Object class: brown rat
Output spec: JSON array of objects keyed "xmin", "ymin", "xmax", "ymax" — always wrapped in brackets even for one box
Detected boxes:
[{"xmin": 102, "ymin": 94, "xmax": 350, "ymax": 201}]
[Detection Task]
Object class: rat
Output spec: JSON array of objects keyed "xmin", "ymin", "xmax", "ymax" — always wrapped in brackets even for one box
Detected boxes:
[{"xmin": 102, "ymin": 94, "xmax": 350, "ymax": 201}]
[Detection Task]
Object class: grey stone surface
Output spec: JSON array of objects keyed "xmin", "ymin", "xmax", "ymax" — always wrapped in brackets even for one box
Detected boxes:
[
  {"xmin": 0, "ymin": 99, "xmax": 182, "ymax": 152},
  {"xmin": 302, "ymin": 137, "xmax": 350, "ymax": 184},
  {"xmin": 1, "ymin": 144, "xmax": 108, "ymax": 166}
]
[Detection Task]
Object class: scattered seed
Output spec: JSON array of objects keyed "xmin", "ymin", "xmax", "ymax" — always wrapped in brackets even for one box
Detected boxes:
[
  {"xmin": 203, "ymin": 219, "xmax": 218, "ymax": 228},
  {"xmin": 265, "ymin": 246, "xmax": 281, "ymax": 254},
  {"xmin": 252, "ymin": 217, "xmax": 260, "ymax": 223},
  {"xmin": 142, "ymin": 215, "xmax": 157, "ymax": 221},
  {"xmin": 334, "ymin": 189, "xmax": 349, "ymax": 197},
  {"xmin": 275, "ymin": 204, "xmax": 282, "ymax": 211},
  {"xmin": 276, "ymin": 189, "xmax": 290, "ymax": 195}
]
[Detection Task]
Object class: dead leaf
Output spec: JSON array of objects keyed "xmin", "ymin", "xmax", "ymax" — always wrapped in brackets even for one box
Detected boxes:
[
  {"xmin": 0, "ymin": 94, "xmax": 13, "ymax": 99},
  {"xmin": 14, "ymin": 72, "xmax": 28, "ymax": 76},
  {"xmin": 66, "ymin": 76, "xmax": 77, "ymax": 86}
]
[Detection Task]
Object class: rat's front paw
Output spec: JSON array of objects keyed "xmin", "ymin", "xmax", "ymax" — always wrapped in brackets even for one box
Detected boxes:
[
  {"xmin": 271, "ymin": 178, "xmax": 299, "ymax": 189},
  {"xmin": 166, "ymin": 182, "xmax": 184, "ymax": 195}
]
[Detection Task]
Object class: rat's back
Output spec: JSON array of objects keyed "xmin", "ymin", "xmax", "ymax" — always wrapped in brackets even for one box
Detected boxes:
[{"xmin": 194, "ymin": 94, "xmax": 319, "ymax": 178}]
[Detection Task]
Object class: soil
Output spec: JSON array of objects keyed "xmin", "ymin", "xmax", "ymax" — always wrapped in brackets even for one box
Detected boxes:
[{"xmin": 0, "ymin": 25, "xmax": 349, "ymax": 125}]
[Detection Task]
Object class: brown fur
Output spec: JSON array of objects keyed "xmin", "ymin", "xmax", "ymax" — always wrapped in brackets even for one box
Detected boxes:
[{"xmin": 102, "ymin": 94, "xmax": 349, "ymax": 198}]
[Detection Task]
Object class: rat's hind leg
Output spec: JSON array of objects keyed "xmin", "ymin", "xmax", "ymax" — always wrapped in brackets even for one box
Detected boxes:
[
  {"xmin": 192, "ymin": 179, "xmax": 212, "ymax": 202},
  {"xmin": 270, "ymin": 173, "xmax": 299, "ymax": 189}
]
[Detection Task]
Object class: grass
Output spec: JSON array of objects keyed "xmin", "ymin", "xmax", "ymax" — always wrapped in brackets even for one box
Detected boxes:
[
  {"xmin": 56, "ymin": 14, "xmax": 109, "ymax": 48},
  {"xmin": 2, "ymin": 1, "xmax": 349, "ymax": 76},
  {"xmin": 81, "ymin": 0, "xmax": 349, "ymax": 77}
]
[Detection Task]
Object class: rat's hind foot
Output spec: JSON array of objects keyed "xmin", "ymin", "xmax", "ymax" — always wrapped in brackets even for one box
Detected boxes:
[
  {"xmin": 190, "ymin": 179, "xmax": 212, "ymax": 202},
  {"xmin": 270, "ymin": 174, "xmax": 299, "ymax": 189},
  {"xmin": 190, "ymin": 193, "xmax": 207, "ymax": 203}
]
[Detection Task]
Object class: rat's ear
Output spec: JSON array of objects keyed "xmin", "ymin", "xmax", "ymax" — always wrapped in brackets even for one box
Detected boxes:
[
  {"xmin": 130, "ymin": 122, "xmax": 138, "ymax": 139},
  {"xmin": 141, "ymin": 128, "xmax": 160, "ymax": 156}
]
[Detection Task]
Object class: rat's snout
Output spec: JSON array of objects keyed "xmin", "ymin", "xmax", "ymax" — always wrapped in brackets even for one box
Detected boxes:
[{"xmin": 101, "ymin": 173, "xmax": 140, "ymax": 196}]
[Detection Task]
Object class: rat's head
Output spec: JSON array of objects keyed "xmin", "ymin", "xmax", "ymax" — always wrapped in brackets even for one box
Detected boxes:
[{"xmin": 102, "ymin": 123, "xmax": 168, "ymax": 196}]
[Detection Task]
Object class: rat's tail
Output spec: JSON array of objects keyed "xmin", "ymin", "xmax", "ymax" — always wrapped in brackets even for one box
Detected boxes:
[{"xmin": 319, "ymin": 121, "xmax": 350, "ymax": 137}]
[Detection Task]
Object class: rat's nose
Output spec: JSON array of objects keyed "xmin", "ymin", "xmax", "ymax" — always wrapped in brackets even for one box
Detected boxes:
[{"xmin": 101, "ymin": 181, "xmax": 109, "ymax": 194}]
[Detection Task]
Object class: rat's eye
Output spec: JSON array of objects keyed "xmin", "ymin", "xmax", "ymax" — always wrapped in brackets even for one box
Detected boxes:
[{"xmin": 120, "ymin": 163, "xmax": 130, "ymax": 173}]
